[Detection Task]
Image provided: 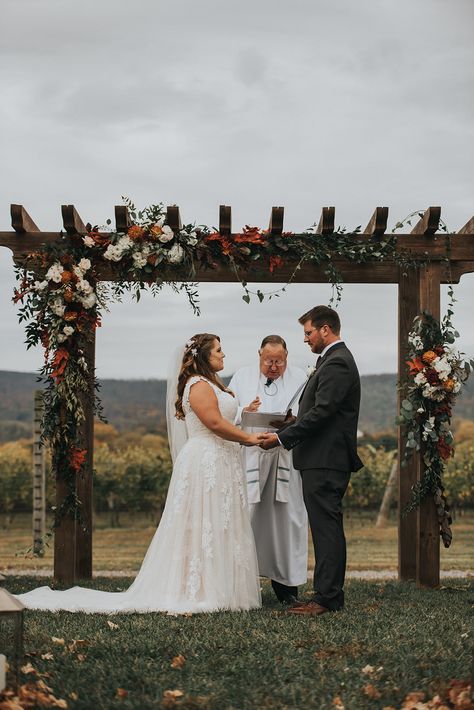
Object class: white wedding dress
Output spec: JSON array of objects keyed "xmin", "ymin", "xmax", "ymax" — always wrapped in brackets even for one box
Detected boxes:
[{"xmin": 15, "ymin": 376, "xmax": 262, "ymax": 614}]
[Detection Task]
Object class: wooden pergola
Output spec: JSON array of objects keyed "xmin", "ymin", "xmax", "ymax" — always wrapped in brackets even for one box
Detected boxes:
[{"xmin": 1, "ymin": 203, "xmax": 474, "ymax": 587}]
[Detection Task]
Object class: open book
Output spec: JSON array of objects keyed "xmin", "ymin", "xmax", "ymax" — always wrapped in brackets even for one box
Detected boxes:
[{"xmin": 241, "ymin": 411, "xmax": 287, "ymax": 429}]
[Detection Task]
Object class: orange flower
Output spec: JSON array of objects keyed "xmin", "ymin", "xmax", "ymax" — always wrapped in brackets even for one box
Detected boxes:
[
  {"xmin": 70, "ymin": 447, "xmax": 87, "ymax": 473},
  {"xmin": 61, "ymin": 271, "xmax": 73, "ymax": 284},
  {"xmin": 269, "ymin": 255, "xmax": 284, "ymax": 273},
  {"xmin": 51, "ymin": 348, "xmax": 69, "ymax": 381},
  {"xmin": 64, "ymin": 311, "xmax": 78, "ymax": 322},
  {"xmin": 422, "ymin": 350, "xmax": 437, "ymax": 364},
  {"xmin": 407, "ymin": 358, "xmax": 425, "ymax": 375},
  {"xmin": 63, "ymin": 288, "xmax": 74, "ymax": 303},
  {"xmin": 147, "ymin": 254, "xmax": 157, "ymax": 266},
  {"xmin": 443, "ymin": 378, "xmax": 455, "ymax": 392},
  {"xmin": 150, "ymin": 225, "xmax": 163, "ymax": 238},
  {"xmin": 234, "ymin": 226, "xmax": 267, "ymax": 245},
  {"xmin": 128, "ymin": 225, "xmax": 145, "ymax": 240}
]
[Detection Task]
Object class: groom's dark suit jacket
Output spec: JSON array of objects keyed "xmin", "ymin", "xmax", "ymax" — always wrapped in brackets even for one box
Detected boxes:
[{"xmin": 279, "ymin": 342, "xmax": 363, "ymax": 472}]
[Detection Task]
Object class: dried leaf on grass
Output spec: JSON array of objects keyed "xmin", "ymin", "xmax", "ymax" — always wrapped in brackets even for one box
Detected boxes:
[
  {"xmin": 400, "ymin": 681, "xmax": 473, "ymax": 709},
  {"xmin": 162, "ymin": 689, "xmax": 184, "ymax": 707},
  {"xmin": 107, "ymin": 621, "xmax": 119, "ymax": 630},
  {"xmin": 332, "ymin": 696, "xmax": 345, "ymax": 709},
  {"xmin": 362, "ymin": 683, "xmax": 382, "ymax": 700},
  {"xmin": 115, "ymin": 688, "xmax": 128, "ymax": 699},
  {"xmin": 0, "ymin": 679, "xmax": 68, "ymax": 709},
  {"xmin": 51, "ymin": 638, "xmax": 65, "ymax": 646},
  {"xmin": 170, "ymin": 655, "xmax": 186, "ymax": 669},
  {"xmin": 41, "ymin": 654, "xmax": 54, "ymax": 661}
]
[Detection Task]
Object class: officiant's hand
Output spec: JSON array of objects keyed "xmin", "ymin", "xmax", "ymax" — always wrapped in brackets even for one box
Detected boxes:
[
  {"xmin": 269, "ymin": 408, "xmax": 296, "ymax": 430},
  {"xmin": 258, "ymin": 432, "xmax": 280, "ymax": 450},
  {"xmin": 243, "ymin": 397, "xmax": 261, "ymax": 413}
]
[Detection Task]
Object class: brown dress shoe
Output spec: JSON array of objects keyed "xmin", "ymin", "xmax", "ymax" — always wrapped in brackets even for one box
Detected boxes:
[{"xmin": 286, "ymin": 601, "xmax": 330, "ymax": 616}]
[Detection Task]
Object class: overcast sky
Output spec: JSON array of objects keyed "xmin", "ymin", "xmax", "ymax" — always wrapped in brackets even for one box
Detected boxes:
[{"xmin": 1, "ymin": 0, "xmax": 473, "ymax": 379}]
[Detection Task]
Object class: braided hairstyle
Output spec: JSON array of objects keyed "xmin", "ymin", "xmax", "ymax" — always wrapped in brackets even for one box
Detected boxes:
[{"xmin": 175, "ymin": 333, "xmax": 230, "ymax": 419}]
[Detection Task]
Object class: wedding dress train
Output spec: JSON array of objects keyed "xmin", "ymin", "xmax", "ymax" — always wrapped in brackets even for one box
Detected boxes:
[{"xmin": 15, "ymin": 376, "xmax": 262, "ymax": 614}]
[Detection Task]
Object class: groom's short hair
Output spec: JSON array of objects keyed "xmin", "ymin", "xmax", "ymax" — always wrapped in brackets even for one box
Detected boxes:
[
  {"xmin": 299, "ymin": 306, "xmax": 341, "ymax": 335},
  {"xmin": 260, "ymin": 335, "xmax": 287, "ymax": 351}
]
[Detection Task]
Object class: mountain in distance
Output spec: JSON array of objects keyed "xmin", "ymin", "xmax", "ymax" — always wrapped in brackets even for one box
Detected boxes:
[{"xmin": 1, "ymin": 369, "xmax": 474, "ymax": 441}]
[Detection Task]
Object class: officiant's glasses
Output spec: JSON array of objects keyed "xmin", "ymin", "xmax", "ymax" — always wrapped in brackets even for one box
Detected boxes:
[{"xmin": 262, "ymin": 359, "xmax": 286, "ymax": 367}]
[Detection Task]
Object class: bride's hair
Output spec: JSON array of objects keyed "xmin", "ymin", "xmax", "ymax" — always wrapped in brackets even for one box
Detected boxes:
[{"xmin": 175, "ymin": 333, "xmax": 230, "ymax": 419}]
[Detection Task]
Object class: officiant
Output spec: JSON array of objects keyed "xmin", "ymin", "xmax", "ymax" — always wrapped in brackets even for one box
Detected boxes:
[{"xmin": 229, "ymin": 335, "xmax": 308, "ymax": 604}]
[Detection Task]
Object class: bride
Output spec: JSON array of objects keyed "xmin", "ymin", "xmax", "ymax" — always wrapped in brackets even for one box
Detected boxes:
[{"xmin": 15, "ymin": 333, "xmax": 262, "ymax": 614}]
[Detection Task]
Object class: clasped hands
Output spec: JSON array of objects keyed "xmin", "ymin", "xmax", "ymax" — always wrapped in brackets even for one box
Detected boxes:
[{"xmin": 253, "ymin": 408, "xmax": 297, "ymax": 450}]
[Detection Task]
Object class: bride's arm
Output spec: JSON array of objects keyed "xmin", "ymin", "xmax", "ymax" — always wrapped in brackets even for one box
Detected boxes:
[{"xmin": 188, "ymin": 381, "xmax": 260, "ymax": 446}]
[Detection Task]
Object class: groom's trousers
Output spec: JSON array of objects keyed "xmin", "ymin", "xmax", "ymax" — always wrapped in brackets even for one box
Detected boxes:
[{"xmin": 300, "ymin": 468, "xmax": 351, "ymax": 611}]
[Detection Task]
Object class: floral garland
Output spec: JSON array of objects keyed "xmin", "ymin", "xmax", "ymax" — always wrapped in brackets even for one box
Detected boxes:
[
  {"xmin": 11, "ymin": 199, "xmax": 459, "ymax": 534},
  {"xmin": 397, "ymin": 308, "xmax": 474, "ymax": 547}
]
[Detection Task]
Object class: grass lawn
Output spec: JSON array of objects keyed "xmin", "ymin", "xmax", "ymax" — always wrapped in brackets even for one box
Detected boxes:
[
  {"xmin": 1, "ymin": 511, "xmax": 473, "ymax": 573},
  {"xmin": 1, "ymin": 577, "xmax": 472, "ymax": 710}
]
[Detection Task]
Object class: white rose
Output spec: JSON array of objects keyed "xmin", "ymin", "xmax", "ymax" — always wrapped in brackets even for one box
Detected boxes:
[
  {"xmin": 46, "ymin": 263, "xmax": 64, "ymax": 283},
  {"xmin": 81, "ymin": 293, "xmax": 97, "ymax": 309},
  {"xmin": 159, "ymin": 226, "xmax": 174, "ymax": 244},
  {"xmin": 414, "ymin": 372, "xmax": 427, "ymax": 386},
  {"xmin": 117, "ymin": 235, "xmax": 132, "ymax": 250},
  {"xmin": 34, "ymin": 280, "xmax": 48, "ymax": 292},
  {"xmin": 453, "ymin": 381, "xmax": 461, "ymax": 393},
  {"xmin": 57, "ymin": 333, "xmax": 67, "ymax": 343},
  {"xmin": 167, "ymin": 244, "xmax": 184, "ymax": 264},
  {"xmin": 132, "ymin": 253, "xmax": 148, "ymax": 269},
  {"xmin": 63, "ymin": 326, "xmax": 74, "ymax": 337},
  {"xmin": 51, "ymin": 300, "xmax": 66, "ymax": 317},
  {"xmin": 78, "ymin": 258, "xmax": 91, "ymax": 272},
  {"xmin": 83, "ymin": 236, "xmax": 95, "ymax": 247},
  {"xmin": 77, "ymin": 279, "xmax": 93, "ymax": 294},
  {"xmin": 104, "ymin": 245, "xmax": 123, "ymax": 262}
]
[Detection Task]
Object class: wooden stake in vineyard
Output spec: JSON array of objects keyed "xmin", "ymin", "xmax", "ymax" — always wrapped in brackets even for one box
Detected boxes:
[{"xmin": 32, "ymin": 391, "xmax": 46, "ymax": 557}]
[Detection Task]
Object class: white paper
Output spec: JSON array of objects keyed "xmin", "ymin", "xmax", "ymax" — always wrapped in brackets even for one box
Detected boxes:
[{"xmin": 241, "ymin": 410, "xmax": 286, "ymax": 429}]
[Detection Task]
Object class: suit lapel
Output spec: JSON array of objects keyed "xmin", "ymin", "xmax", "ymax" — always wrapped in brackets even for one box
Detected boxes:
[{"xmin": 298, "ymin": 342, "xmax": 346, "ymax": 404}]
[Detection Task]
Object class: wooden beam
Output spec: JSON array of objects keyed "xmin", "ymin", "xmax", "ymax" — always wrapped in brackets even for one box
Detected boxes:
[
  {"xmin": 61, "ymin": 205, "xmax": 88, "ymax": 236},
  {"xmin": 219, "ymin": 205, "xmax": 231, "ymax": 237},
  {"xmin": 316, "ymin": 207, "xmax": 335, "ymax": 235},
  {"xmin": 11, "ymin": 205, "xmax": 40, "ymax": 233},
  {"xmin": 398, "ymin": 266, "xmax": 420, "ymax": 581},
  {"xmin": 416, "ymin": 263, "xmax": 441, "ymax": 588},
  {"xmin": 269, "ymin": 206, "xmax": 284, "ymax": 236},
  {"xmin": 410, "ymin": 207, "xmax": 441, "ymax": 236},
  {"xmin": 115, "ymin": 205, "xmax": 131, "ymax": 233},
  {"xmin": 458, "ymin": 216, "xmax": 474, "ymax": 235},
  {"xmin": 166, "ymin": 205, "xmax": 182, "ymax": 232},
  {"xmin": 363, "ymin": 207, "xmax": 388, "ymax": 236}
]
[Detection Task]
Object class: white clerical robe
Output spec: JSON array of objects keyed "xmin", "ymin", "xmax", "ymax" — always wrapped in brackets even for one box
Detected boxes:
[{"xmin": 229, "ymin": 365, "xmax": 308, "ymax": 587}]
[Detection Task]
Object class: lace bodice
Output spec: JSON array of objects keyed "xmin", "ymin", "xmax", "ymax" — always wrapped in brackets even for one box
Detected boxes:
[{"xmin": 183, "ymin": 376, "xmax": 237, "ymax": 439}]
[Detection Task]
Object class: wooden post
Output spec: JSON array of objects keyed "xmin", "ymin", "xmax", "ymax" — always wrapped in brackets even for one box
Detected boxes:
[
  {"xmin": 74, "ymin": 330, "xmax": 96, "ymax": 580},
  {"xmin": 376, "ymin": 454, "xmax": 397, "ymax": 528},
  {"xmin": 398, "ymin": 267, "xmax": 420, "ymax": 580},
  {"xmin": 32, "ymin": 391, "xmax": 46, "ymax": 556},
  {"xmin": 416, "ymin": 262, "xmax": 441, "ymax": 587},
  {"xmin": 53, "ymin": 205, "xmax": 94, "ymax": 584}
]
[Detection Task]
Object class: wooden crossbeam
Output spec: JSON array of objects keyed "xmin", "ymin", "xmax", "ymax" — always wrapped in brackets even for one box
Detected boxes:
[
  {"xmin": 458, "ymin": 216, "xmax": 474, "ymax": 235},
  {"xmin": 166, "ymin": 205, "xmax": 182, "ymax": 232},
  {"xmin": 11, "ymin": 205, "xmax": 40, "ymax": 233},
  {"xmin": 269, "ymin": 206, "xmax": 284, "ymax": 236},
  {"xmin": 363, "ymin": 207, "xmax": 388, "ymax": 236},
  {"xmin": 410, "ymin": 207, "xmax": 441, "ymax": 236},
  {"xmin": 317, "ymin": 206, "xmax": 335, "ymax": 235},
  {"xmin": 115, "ymin": 205, "xmax": 131, "ymax": 233},
  {"xmin": 219, "ymin": 205, "xmax": 231, "ymax": 236},
  {"xmin": 61, "ymin": 205, "xmax": 87, "ymax": 235}
]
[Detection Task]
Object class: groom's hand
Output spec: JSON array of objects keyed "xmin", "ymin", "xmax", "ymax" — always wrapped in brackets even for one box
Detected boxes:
[
  {"xmin": 258, "ymin": 433, "xmax": 280, "ymax": 450},
  {"xmin": 269, "ymin": 408, "xmax": 296, "ymax": 430}
]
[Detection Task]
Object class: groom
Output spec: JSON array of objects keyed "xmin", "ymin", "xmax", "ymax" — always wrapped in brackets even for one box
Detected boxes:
[{"xmin": 259, "ymin": 305, "xmax": 363, "ymax": 615}]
